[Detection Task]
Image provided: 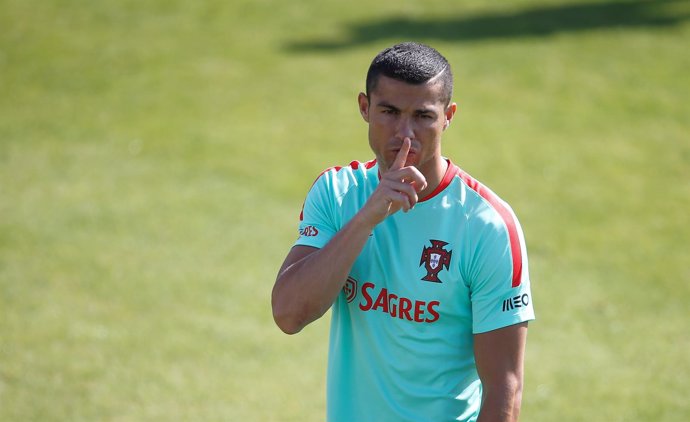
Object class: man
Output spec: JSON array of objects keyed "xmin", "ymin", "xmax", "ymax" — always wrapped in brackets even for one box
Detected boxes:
[{"xmin": 272, "ymin": 42, "xmax": 535, "ymax": 422}]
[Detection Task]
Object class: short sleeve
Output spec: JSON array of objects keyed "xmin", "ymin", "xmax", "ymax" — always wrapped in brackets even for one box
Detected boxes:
[
  {"xmin": 294, "ymin": 171, "xmax": 338, "ymax": 249},
  {"xmin": 469, "ymin": 208, "xmax": 535, "ymax": 334}
]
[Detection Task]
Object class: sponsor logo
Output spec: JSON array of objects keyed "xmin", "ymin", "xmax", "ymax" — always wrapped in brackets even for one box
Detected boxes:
[
  {"xmin": 299, "ymin": 225, "xmax": 319, "ymax": 237},
  {"xmin": 502, "ymin": 293, "xmax": 530, "ymax": 312},
  {"xmin": 359, "ymin": 282, "xmax": 440, "ymax": 323},
  {"xmin": 419, "ymin": 240, "xmax": 452, "ymax": 283},
  {"xmin": 344, "ymin": 277, "xmax": 357, "ymax": 303}
]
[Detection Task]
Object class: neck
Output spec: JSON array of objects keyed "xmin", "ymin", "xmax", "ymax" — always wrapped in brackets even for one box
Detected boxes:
[{"xmin": 417, "ymin": 156, "xmax": 449, "ymax": 200}]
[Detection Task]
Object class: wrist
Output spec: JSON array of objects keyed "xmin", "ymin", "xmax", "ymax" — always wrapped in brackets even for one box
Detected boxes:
[{"xmin": 350, "ymin": 209, "xmax": 379, "ymax": 234}]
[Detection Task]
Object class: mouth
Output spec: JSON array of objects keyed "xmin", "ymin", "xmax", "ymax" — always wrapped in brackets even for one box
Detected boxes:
[
  {"xmin": 392, "ymin": 148, "xmax": 415, "ymax": 154},
  {"xmin": 389, "ymin": 144, "xmax": 420, "ymax": 155},
  {"xmin": 388, "ymin": 149, "xmax": 418, "ymax": 167},
  {"xmin": 386, "ymin": 139, "xmax": 421, "ymax": 166}
]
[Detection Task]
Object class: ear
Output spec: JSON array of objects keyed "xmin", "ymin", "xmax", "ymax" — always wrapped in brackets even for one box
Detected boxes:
[
  {"xmin": 358, "ymin": 92, "xmax": 370, "ymax": 123},
  {"xmin": 443, "ymin": 102, "xmax": 458, "ymax": 130}
]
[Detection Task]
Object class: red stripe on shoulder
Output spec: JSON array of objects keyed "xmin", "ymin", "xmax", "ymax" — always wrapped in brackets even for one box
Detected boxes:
[
  {"xmin": 350, "ymin": 159, "xmax": 377, "ymax": 171},
  {"xmin": 456, "ymin": 167, "xmax": 523, "ymax": 288}
]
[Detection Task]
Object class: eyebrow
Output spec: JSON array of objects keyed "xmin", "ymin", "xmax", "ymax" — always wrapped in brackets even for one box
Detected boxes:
[
  {"xmin": 375, "ymin": 101, "xmax": 400, "ymax": 111},
  {"xmin": 375, "ymin": 101, "xmax": 438, "ymax": 116}
]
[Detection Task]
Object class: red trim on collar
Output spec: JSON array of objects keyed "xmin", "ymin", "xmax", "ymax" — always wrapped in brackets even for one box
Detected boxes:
[{"xmin": 419, "ymin": 159, "xmax": 459, "ymax": 202}]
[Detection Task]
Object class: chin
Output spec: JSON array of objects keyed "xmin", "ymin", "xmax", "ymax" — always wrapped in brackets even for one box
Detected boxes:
[{"xmin": 404, "ymin": 154, "xmax": 419, "ymax": 167}]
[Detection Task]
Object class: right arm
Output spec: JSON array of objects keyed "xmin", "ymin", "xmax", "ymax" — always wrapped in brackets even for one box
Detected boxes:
[
  {"xmin": 271, "ymin": 213, "xmax": 375, "ymax": 334},
  {"xmin": 271, "ymin": 138, "xmax": 425, "ymax": 334}
]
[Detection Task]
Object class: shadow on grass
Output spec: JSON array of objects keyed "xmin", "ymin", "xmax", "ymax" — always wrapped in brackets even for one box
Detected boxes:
[{"xmin": 286, "ymin": 0, "xmax": 689, "ymax": 51}]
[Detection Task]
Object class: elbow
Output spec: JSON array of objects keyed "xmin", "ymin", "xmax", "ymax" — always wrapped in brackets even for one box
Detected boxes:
[
  {"xmin": 481, "ymin": 375, "xmax": 524, "ymax": 421},
  {"xmin": 272, "ymin": 311, "xmax": 304, "ymax": 335},
  {"xmin": 482, "ymin": 372, "xmax": 523, "ymax": 395},
  {"xmin": 503, "ymin": 375, "xmax": 524, "ymax": 420},
  {"xmin": 272, "ymin": 274, "xmax": 328, "ymax": 334},
  {"xmin": 512, "ymin": 377, "xmax": 524, "ymax": 411},
  {"xmin": 508, "ymin": 378, "xmax": 524, "ymax": 421},
  {"xmin": 271, "ymin": 293, "xmax": 307, "ymax": 335},
  {"xmin": 496, "ymin": 374, "xmax": 523, "ymax": 407}
]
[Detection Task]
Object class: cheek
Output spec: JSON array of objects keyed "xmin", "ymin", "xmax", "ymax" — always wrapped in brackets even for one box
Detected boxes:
[
  {"xmin": 368, "ymin": 126, "xmax": 386, "ymax": 156},
  {"xmin": 370, "ymin": 116, "xmax": 392, "ymax": 131},
  {"xmin": 426, "ymin": 117, "xmax": 446, "ymax": 131},
  {"xmin": 368, "ymin": 121, "xmax": 392, "ymax": 142},
  {"xmin": 418, "ymin": 124, "xmax": 443, "ymax": 141}
]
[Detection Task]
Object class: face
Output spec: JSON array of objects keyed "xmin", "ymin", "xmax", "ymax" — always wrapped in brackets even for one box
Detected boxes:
[{"xmin": 358, "ymin": 75, "xmax": 457, "ymax": 175}]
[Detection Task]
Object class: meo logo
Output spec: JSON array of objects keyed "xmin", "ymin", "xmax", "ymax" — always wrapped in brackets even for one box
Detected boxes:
[{"xmin": 502, "ymin": 293, "xmax": 530, "ymax": 312}]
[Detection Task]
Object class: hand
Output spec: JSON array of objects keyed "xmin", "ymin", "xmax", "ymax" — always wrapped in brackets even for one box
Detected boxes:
[{"xmin": 358, "ymin": 138, "xmax": 427, "ymax": 228}]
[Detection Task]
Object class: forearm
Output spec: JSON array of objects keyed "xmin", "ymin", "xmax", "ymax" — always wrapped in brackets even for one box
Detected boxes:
[
  {"xmin": 272, "ymin": 212, "xmax": 375, "ymax": 334},
  {"xmin": 474, "ymin": 323, "xmax": 528, "ymax": 422},
  {"xmin": 477, "ymin": 380, "xmax": 523, "ymax": 422}
]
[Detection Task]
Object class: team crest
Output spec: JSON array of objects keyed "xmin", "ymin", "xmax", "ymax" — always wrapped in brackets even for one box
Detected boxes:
[
  {"xmin": 344, "ymin": 276, "xmax": 358, "ymax": 303},
  {"xmin": 419, "ymin": 240, "xmax": 452, "ymax": 283}
]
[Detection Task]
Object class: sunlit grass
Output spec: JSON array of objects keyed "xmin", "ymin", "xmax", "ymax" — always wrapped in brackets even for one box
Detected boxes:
[{"xmin": 1, "ymin": 0, "xmax": 689, "ymax": 420}]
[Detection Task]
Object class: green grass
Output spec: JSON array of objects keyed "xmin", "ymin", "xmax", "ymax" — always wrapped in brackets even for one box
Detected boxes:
[{"xmin": 1, "ymin": 0, "xmax": 689, "ymax": 420}]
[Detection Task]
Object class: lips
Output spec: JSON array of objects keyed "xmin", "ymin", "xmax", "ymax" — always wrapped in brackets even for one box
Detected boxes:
[
  {"xmin": 388, "ymin": 149, "xmax": 418, "ymax": 168},
  {"xmin": 389, "ymin": 143, "xmax": 420, "ymax": 155},
  {"xmin": 386, "ymin": 140, "xmax": 421, "ymax": 167},
  {"xmin": 392, "ymin": 149, "xmax": 417, "ymax": 155}
]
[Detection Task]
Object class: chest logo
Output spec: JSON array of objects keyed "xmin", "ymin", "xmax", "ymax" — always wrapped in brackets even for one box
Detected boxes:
[
  {"xmin": 344, "ymin": 276, "xmax": 358, "ymax": 303},
  {"xmin": 419, "ymin": 240, "xmax": 452, "ymax": 283}
]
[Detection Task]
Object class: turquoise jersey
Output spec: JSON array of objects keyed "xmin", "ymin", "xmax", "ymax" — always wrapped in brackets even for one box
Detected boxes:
[{"xmin": 294, "ymin": 159, "xmax": 535, "ymax": 422}]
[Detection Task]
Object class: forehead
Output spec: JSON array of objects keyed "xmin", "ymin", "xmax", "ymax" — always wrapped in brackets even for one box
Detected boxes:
[{"xmin": 369, "ymin": 75, "xmax": 446, "ymax": 110}]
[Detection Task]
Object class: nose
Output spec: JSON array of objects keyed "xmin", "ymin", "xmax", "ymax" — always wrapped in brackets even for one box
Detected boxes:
[{"xmin": 395, "ymin": 116, "xmax": 414, "ymax": 140}]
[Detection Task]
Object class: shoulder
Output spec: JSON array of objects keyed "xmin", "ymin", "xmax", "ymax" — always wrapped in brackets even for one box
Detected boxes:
[
  {"xmin": 309, "ymin": 159, "xmax": 378, "ymax": 195},
  {"xmin": 299, "ymin": 159, "xmax": 377, "ymax": 221},
  {"xmin": 450, "ymin": 163, "xmax": 520, "ymax": 229},
  {"xmin": 450, "ymin": 163, "xmax": 526, "ymax": 288}
]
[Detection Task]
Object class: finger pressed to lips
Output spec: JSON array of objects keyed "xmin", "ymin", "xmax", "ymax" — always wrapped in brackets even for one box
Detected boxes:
[{"xmin": 390, "ymin": 139, "xmax": 412, "ymax": 170}]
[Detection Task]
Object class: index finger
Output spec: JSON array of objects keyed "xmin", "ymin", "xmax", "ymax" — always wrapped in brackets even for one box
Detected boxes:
[{"xmin": 390, "ymin": 138, "xmax": 411, "ymax": 171}]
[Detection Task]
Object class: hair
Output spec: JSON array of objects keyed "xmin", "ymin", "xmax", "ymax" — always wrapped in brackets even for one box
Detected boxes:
[{"xmin": 365, "ymin": 42, "xmax": 453, "ymax": 106}]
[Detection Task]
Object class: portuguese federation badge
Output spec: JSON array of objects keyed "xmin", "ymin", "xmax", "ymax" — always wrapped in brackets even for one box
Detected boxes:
[{"xmin": 419, "ymin": 240, "xmax": 452, "ymax": 283}]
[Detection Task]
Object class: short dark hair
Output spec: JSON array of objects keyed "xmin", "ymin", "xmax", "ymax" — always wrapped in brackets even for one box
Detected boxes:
[{"xmin": 365, "ymin": 42, "xmax": 453, "ymax": 106}]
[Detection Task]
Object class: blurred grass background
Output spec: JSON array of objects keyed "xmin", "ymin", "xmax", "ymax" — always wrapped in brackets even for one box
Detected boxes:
[{"xmin": 1, "ymin": 0, "xmax": 689, "ymax": 420}]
